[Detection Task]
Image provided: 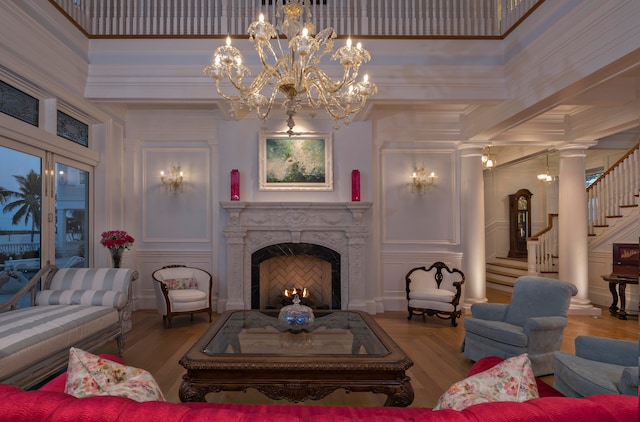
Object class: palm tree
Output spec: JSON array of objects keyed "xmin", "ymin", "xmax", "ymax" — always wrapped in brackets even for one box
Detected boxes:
[
  {"xmin": 1, "ymin": 170, "xmax": 42, "ymax": 242},
  {"xmin": 0, "ymin": 186, "xmax": 12, "ymax": 204}
]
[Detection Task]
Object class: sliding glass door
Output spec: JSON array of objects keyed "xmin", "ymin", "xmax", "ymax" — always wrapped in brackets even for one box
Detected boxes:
[
  {"xmin": 0, "ymin": 144, "xmax": 42, "ymax": 279},
  {"xmin": 0, "ymin": 142, "xmax": 92, "ymax": 306},
  {"xmin": 55, "ymin": 160, "xmax": 90, "ymax": 269}
]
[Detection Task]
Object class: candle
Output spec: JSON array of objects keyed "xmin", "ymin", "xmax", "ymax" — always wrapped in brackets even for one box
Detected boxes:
[
  {"xmin": 230, "ymin": 169, "xmax": 240, "ymax": 201},
  {"xmin": 352, "ymin": 169, "xmax": 361, "ymax": 202}
]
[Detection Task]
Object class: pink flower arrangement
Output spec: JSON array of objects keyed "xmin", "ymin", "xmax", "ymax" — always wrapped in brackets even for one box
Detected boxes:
[{"xmin": 100, "ymin": 230, "xmax": 135, "ymax": 250}]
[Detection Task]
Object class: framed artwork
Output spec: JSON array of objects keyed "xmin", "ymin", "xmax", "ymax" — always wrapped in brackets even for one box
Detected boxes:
[{"xmin": 259, "ymin": 132, "xmax": 333, "ymax": 191}]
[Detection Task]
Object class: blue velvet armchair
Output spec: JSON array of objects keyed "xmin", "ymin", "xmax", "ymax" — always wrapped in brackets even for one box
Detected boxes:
[
  {"xmin": 552, "ymin": 335, "xmax": 639, "ymax": 397},
  {"xmin": 460, "ymin": 276, "xmax": 578, "ymax": 376}
]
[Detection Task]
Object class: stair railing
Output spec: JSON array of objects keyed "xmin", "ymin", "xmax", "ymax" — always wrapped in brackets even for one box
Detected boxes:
[
  {"xmin": 586, "ymin": 143, "xmax": 639, "ymax": 235},
  {"xmin": 526, "ymin": 214, "xmax": 558, "ymax": 275},
  {"xmin": 527, "ymin": 143, "xmax": 639, "ymax": 274}
]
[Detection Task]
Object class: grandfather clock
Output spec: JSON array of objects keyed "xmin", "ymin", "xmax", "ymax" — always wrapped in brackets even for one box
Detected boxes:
[{"xmin": 508, "ymin": 189, "xmax": 532, "ymax": 258}]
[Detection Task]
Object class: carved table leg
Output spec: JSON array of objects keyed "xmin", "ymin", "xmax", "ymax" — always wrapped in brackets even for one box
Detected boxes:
[
  {"xmin": 179, "ymin": 378, "xmax": 214, "ymax": 402},
  {"xmin": 608, "ymin": 282, "xmax": 619, "ymax": 315},
  {"xmin": 379, "ymin": 379, "xmax": 415, "ymax": 407},
  {"xmin": 617, "ymin": 282, "xmax": 628, "ymax": 320}
]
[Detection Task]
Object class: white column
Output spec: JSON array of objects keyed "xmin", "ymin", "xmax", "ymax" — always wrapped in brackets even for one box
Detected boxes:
[
  {"xmin": 460, "ymin": 145, "xmax": 488, "ymax": 310},
  {"xmin": 557, "ymin": 145, "xmax": 600, "ymax": 315}
]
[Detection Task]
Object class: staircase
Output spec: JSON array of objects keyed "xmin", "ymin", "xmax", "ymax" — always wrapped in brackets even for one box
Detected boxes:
[
  {"xmin": 486, "ymin": 257, "xmax": 529, "ymax": 290},
  {"xmin": 488, "ymin": 143, "xmax": 639, "ymax": 285}
]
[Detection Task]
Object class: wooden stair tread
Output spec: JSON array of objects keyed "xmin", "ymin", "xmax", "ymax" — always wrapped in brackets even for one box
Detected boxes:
[
  {"xmin": 486, "ymin": 276, "xmax": 515, "ymax": 287},
  {"xmin": 486, "ymin": 268, "xmax": 521, "ymax": 277},
  {"xmin": 494, "ymin": 256, "xmax": 527, "ymax": 262},
  {"xmin": 487, "ymin": 262, "xmax": 527, "ymax": 270}
]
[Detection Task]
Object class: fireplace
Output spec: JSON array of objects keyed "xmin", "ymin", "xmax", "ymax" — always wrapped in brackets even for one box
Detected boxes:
[
  {"xmin": 220, "ymin": 202, "xmax": 372, "ymax": 311},
  {"xmin": 251, "ymin": 242, "xmax": 341, "ymax": 309}
]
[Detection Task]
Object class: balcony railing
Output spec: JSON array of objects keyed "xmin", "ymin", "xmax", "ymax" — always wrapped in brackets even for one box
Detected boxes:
[{"xmin": 50, "ymin": 0, "xmax": 543, "ymax": 38}]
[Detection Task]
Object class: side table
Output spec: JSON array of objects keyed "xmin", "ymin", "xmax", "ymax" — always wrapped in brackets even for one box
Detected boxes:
[{"xmin": 601, "ymin": 275, "xmax": 639, "ymax": 320}]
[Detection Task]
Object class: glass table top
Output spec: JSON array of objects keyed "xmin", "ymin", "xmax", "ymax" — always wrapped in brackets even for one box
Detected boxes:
[{"xmin": 203, "ymin": 310, "xmax": 389, "ymax": 357}]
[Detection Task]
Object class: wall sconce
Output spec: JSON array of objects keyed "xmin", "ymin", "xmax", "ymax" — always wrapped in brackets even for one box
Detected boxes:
[
  {"xmin": 537, "ymin": 154, "xmax": 554, "ymax": 183},
  {"xmin": 411, "ymin": 167, "xmax": 436, "ymax": 193},
  {"xmin": 482, "ymin": 146, "xmax": 496, "ymax": 169},
  {"xmin": 160, "ymin": 164, "xmax": 184, "ymax": 192}
]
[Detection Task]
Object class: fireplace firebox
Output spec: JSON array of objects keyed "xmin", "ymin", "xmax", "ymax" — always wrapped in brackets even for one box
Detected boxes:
[{"xmin": 251, "ymin": 243, "xmax": 341, "ymax": 309}]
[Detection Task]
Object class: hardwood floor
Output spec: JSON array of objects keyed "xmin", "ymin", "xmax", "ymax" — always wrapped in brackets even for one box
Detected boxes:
[{"xmin": 96, "ymin": 289, "xmax": 638, "ymax": 407}]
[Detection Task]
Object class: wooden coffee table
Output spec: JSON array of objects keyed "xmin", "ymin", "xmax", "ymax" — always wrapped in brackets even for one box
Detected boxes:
[{"xmin": 179, "ymin": 310, "xmax": 414, "ymax": 406}]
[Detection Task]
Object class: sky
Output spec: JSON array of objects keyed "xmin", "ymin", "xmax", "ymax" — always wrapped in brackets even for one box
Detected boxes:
[{"xmin": 0, "ymin": 146, "xmax": 39, "ymax": 231}]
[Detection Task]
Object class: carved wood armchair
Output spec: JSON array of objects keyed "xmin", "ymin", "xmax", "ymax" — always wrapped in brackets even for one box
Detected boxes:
[{"xmin": 405, "ymin": 262, "xmax": 465, "ymax": 327}]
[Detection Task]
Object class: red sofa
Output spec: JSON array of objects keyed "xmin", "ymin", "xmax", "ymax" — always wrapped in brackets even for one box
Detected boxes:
[{"xmin": 0, "ymin": 356, "xmax": 637, "ymax": 422}]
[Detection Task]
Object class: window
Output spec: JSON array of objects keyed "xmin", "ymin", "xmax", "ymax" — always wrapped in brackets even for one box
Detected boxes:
[
  {"xmin": 57, "ymin": 111, "xmax": 89, "ymax": 147},
  {"xmin": 585, "ymin": 166, "xmax": 603, "ymax": 187},
  {"xmin": 0, "ymin": 80, "xmax": 39, "ymax": 127}
]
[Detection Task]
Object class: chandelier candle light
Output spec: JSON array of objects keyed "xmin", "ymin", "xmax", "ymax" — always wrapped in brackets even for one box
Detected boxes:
[
  {"xmin": 203, "ymin": 0, "xmax": 377, "ymax": 136},
  {"xmin": 100, "ymin": 230, "xmax": 135, "ymax": 268}
]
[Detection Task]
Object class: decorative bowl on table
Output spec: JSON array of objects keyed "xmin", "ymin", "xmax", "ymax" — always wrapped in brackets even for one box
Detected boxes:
[{"xmin": 278, "ymin": 294, "xmax": 315, "ymax": 332}]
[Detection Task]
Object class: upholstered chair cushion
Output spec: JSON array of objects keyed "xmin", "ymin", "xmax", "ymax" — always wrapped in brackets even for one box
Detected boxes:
[
  {"xmin": 503, "ymin": 277, "xmax": 576, "ymax": 327},
  {"xmin": 167, "ymin": 289, "xmax": 208, "ymax": 312},
  {"xmin": 552, "ymin": 335, "xmax": 639, "ymax": 397},
  {"xmin": 36, "ymin": 290, "xmax": 126, "ymax": 309},
  {"xmin": 164, "ymin": 277, "xmax": 198, "ymax": 290}
]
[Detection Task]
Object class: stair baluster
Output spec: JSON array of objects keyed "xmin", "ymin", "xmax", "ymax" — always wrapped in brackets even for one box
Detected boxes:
[{"xmin": 527, "ymin": 144, "xmax": 638, "ymax": 274}]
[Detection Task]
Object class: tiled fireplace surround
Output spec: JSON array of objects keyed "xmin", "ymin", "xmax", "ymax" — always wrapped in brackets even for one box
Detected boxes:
[{"xmin": 220, "ymin": 202, "xmax": 372, "ymax": 311}]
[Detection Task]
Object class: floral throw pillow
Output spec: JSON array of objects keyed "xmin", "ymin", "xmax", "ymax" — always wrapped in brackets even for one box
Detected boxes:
[
  {"xmin": 164, "ymin": 277, "xmax": 198, "ymax": 290},
  {"xmin": 434, "ymin": 353, "xmax": 539, "ymax": 411},
  {"xmin": 64, "ymin": 347, "xmax": 165, "ymax": 402}
]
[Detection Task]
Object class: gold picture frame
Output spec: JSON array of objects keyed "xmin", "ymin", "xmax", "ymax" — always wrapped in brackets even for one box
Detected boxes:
[{"xmin": 259, "ymin": 132, "xmax": 333, "ymax": 191}]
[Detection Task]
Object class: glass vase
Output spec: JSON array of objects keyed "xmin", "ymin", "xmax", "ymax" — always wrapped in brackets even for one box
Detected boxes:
[{"xmin": 110, "ymin": 248, "xmax": 124, "ymax": 268}]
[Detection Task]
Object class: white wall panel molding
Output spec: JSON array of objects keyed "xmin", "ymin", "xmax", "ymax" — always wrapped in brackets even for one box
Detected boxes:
[
  {"xmin": 380, "ymin": 146, "xmax": 458, "ymax": 245},
  {"xmin": 141, "ymin": 146, "xmax": 212, "ymax": 243}
]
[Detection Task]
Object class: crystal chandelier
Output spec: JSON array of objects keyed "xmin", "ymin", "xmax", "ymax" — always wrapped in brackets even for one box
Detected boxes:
[{"xmin": 203, "ymin": 1, "xmax": 377, "ymax": 136}]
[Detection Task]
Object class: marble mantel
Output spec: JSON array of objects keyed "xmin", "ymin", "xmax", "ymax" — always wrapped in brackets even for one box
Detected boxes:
[{"xmin": 220, "ymin": 202, "xmax": 373, "ymax": 312}]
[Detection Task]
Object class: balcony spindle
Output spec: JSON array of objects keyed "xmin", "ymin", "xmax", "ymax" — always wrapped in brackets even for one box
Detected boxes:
[{"xmin": 51, "ymin": 0, "xmax": 540, "ymax": 37}]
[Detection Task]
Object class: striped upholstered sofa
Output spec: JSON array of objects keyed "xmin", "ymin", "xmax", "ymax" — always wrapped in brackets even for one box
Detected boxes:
[{"xmin": 0, "ymin": 265, "xmax": 137, "ymax": 389}]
